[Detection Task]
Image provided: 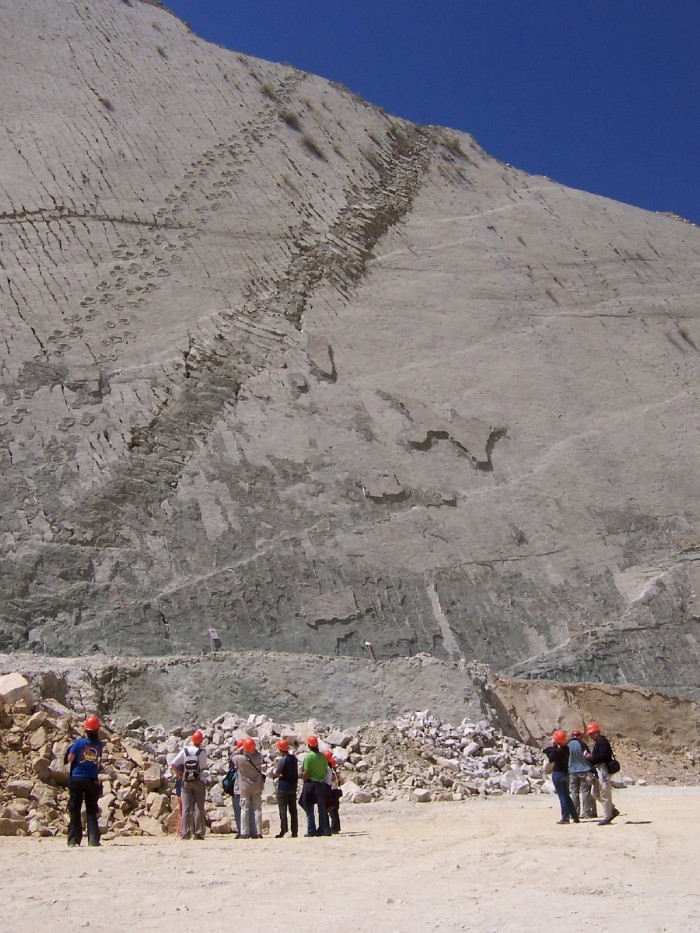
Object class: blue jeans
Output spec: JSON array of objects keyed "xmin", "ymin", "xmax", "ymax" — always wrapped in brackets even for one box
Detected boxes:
[
  {"xmin": 306, "ymin": 782, "xmax": 330, "ymax": 836},
  {"xmin": 552, "ymin": 771, "xmax": 578, "ymax": 821}
]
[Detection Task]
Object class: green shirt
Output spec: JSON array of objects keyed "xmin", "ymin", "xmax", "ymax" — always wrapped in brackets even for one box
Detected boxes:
[{"xmin": 302, "ymin": 750, "xmax": 328, "ymax": 782}]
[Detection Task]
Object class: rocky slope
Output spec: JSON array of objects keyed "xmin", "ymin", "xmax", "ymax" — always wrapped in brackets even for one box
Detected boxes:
[{"xmin": 1, "ymin": 0, "xmax": 700, "ymax": 700}]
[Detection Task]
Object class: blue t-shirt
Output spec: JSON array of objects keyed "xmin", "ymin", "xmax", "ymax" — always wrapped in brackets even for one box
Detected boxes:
[{"xmin": 68, "ymin": 737, "xmax": 103, "ymax": 780}]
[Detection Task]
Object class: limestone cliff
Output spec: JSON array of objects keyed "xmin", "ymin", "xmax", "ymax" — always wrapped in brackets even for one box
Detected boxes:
[{"xmin": 1, "ymin": 0, "xmax": 699, "ymax": 700}]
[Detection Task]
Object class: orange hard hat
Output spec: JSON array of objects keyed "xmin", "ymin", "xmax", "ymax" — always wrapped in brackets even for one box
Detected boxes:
[
  {"xmin": 552, "ymin": 730, "xmax": 567, "ymax": 745},
  {"xmin": 243, "ymin": 738, "xmax": 256, "ymax": 753},
  {"xmin": 235, "ymin": 738, "xmax": 246, "ymax": 748},
  {"xmin": 570, "ymin": 729, "xmax": 582, "ymax": 738},
  {"xmin": 586, "ymin": 722, "xmax": 601, "ymax": 735},
  {"xmin": 84, "ymin": 715, "xmax": 101, "ymax": 731},
  {"xmin": 192, "ymin": 730, "xmax": 204, "ymax": 746},
  {"xmin": 307, "ymin": 735, "xmax": 319, "ymax": 748},
  {"xmin": 323, "ymin": 749, "xmax": 335, "ymax": 763},
  {"xmin": 276, "ymin": 739, "xmax": 290, "ymax": 752}
]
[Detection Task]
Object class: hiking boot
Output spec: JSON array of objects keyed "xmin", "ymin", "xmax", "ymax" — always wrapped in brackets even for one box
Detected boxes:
[{"xmin": 556, "ymin": 819, "xmax": 570, "ymax": 824}]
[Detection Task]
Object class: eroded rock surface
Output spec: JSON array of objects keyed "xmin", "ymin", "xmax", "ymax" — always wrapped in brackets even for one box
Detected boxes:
[{"xmin": 1, "ymin": 1, "xmax": 699, "ymax": 700}]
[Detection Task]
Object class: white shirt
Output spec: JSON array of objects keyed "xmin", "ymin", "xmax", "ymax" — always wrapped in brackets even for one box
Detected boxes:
[{"xmin": 171, "ymin": 744, "xmax": 208, "ymax": 779}]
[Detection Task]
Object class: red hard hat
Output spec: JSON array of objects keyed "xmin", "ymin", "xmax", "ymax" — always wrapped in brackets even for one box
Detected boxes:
[
  {"xmin": 586, "ymin": 722, "xmax": 601, "ymax": 736},
  {"xmin": 276, "ymin": 739, "xmax": 290, "ymax": 752},
  {"xmin": 323, "ymin": 749, "xmax": 335, "ymax": 763},
  {"xmin": 235, "ymin": 738, "xmax": 246, "ymax": 748},
  {"xmin": 243, "ymin": 738, "xmax": 256, "ymax": 753},
  {"xmin": 307, "ymin": 735, "xmax": 319, "ymax": 749},
  {"xmin": 552, "ymin": 730, "xmax": 567, "ymax": 745},
  {"xmin": 84, "ymin": 714, "xmax": 101, "ymax": 731},
  {"xmin": 571, "ymin": 729, "xmax": 582, "ymax": 738},
  {"xmin": 192, "ymin": 730, "xmax": 204, "ymax": 746}
]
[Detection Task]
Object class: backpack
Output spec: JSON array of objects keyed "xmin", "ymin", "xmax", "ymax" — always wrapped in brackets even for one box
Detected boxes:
[
  {"xmin": 183, "ymin": 747, "xmax": 202, "ymax": 782},
  {"xmin": 222, "ymin": 764, "xmax": 237, "ymax": 795}
]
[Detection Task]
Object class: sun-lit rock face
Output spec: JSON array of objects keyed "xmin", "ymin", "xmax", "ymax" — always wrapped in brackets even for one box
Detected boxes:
[{"xmin": 1, "ymin": 0, "xmax": 699, "ymax": 698}]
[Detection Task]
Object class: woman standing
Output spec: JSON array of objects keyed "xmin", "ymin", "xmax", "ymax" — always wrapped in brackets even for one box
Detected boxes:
[
  {"xmin": 66, "ymin": 714, "xmax": 104, "ymax": 847},
  {"xmin": 544, "ymin": 730, "xmax": 579, "ymax": 825}
]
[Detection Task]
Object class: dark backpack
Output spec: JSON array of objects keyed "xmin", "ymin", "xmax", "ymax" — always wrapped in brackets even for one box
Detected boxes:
[
  {"xmin": 183, "ymin": 747, "xmax": 202, "ymax": 782},
  {"xmin": 222, "ymin": 764, "xmax": 237, "ymax": 795}
]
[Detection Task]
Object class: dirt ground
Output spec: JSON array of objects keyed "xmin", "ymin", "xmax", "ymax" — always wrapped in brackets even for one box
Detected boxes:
[{"xmin": 5, "ymin": 785, "xmax": 699, "ymax": 932}]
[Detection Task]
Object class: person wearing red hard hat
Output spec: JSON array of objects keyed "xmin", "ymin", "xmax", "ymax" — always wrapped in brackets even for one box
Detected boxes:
[
  {"xmin": 583, "ymin": 723, "xmax": 620, "ymax": 826},
  {"xmin": 171, "ymin": 729, "xmax": 208, "ymax": 840},
  {"xmin": 323, "ymin": 749, "xmax": 343, "ymax": 834},
  {"xmin": 232, "ymin": 737, "xmax": 265, "ymax": 838},
  {"xmin": 567, "ymin": 729, "xmax": 597, "ymax": 820},
  {"xmin": 66, "ymin": 714, "xmax": 104, "ymax": 847},
  {"xmin": 272, "ymin": 738, "xmax": 299, "ymax": 838},
  {"xmin": 543, "ymin": 729, "xmax": 580, "ymax": 825},
  {"xmin": 300, "ymin": 736, "xmax": 331, "ymax": 837}
]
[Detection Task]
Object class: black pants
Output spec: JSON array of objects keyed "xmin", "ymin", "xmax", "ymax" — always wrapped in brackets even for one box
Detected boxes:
[
  {"xmin": 68, "ymin": 778, "xmax": 101, "ymax": 846},
  {"xmin": 277, "ymin": 787, "xmax": 298, "ymax": 836},
  {"xmin": 329, "ymin": 788, "xmax": 341, "ymax": 833}
]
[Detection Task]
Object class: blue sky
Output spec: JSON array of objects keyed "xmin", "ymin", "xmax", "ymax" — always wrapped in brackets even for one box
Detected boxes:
[{"xmin": 164, "ymin": 1, "xmax": 700, "ymax": 225}]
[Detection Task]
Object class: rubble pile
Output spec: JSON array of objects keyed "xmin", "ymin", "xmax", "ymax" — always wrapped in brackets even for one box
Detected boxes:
[
  {"xmin": 349, "ymin": 711, "xmax": 552, "ymax": 802},
  {"xmin": 0, "ymin": 672, "xmax": 569, "ymax": 840}
]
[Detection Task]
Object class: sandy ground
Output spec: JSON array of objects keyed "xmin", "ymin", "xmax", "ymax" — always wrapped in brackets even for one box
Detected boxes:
[{"xmin": 6, "ymin": 786, "xmax": 699, "ymax": 933}]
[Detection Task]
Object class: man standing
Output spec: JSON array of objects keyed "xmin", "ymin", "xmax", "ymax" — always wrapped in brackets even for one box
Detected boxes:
[
  {"xmin": 233, "ymin": 738, "xmax": 265, "ymax": 839},
  {"xmin": 66, "ymin": 714, "xmax": 104, "ymax": 847},
  {"xmin": 567, "ymin": 729, "xmax": 597, "ymax": 819},
  {"xmin": 272, "ymin": 739, "xmax": 299, "ymax": 838},
  {"xmin": 300, "ymin": 735, "xmax": 331, "ymax": 837},
  {"xmin": 584, "ymin": 722, "xmax": 620, "ymax": 826},
  {"xmin": 171, "ymin": 729, "xmax": 207, "ymax": 840}
]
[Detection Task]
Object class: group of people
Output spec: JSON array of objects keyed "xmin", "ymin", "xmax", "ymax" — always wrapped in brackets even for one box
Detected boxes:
[
  {"xmin": 63, "ymin": 714, "xmax": 622, "ymax": 845},
  {"xmin": 544, "ymin": 722, "xmax": 620, "ymax": 826},
  {"xmin": 171, "ymin": 732, "xmax": 343, "ymax": 841}
]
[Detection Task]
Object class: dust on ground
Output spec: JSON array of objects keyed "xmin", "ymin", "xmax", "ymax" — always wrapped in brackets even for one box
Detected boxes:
[{"xmin": 5, "ymin": 785, "xmax": 699, "ymax": 933}]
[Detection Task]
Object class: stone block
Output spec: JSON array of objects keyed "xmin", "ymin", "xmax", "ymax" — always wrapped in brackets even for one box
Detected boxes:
[
  {"xmin": 0, "ymin": 673, "xmax": 33, "ymax": 708},
  {"xmin": 6, "ymin": 780, "xmax": 34, "ymax": 799},
  {"xmin": 0, "ymin": 817, "xmax": 28, "ymax": 836},
  {"xmin": 210, "ymin": 818, "xmax": 232, "ymax": 834},
  {"xmin": 25, "ymin": 711, "xmax": 48, "ymax": 732},
  {"xmin": 40, "ymin": 698, "xmax": 76, "ymax": 720},
  {"xmin": 137, "ymin": 815, "xmax": 165, "ymax": 836},
  {"xmin": 31, "ymin": 757, "xmax": 50, "ymax": 780},
  {"xmin": 413, "ymin": 789, "xmax": 432, "ymax": 803},
  {"xmin": 148, "ymin": 794, "xmax": 169, "ymax": 819},
  {"xmin": 28, "ymin": 726, "xmax": 49, "ymax": 750},
  {"xmin": 143, "ymin": 762, "xmax": 162, "ymax": 790},
  {"xmin": 324, "ymin": 730, "xmax": 354, "ymax": 748},
  {"xmin": 123, "ymin": 745, "xmax": 144, "ymax": 768}
]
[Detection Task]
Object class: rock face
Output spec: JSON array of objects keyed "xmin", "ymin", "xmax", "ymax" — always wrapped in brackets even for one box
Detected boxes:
[{"xmin": 1, "ymin": 1, "xmax": 700, "ymax": 700}]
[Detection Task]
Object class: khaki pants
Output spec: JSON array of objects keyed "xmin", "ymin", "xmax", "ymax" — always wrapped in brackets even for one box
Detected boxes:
[
  {"xmin": 592, "ymin": 765, "xmax": 614, "ymax": 819},
  {"xmin": 240, "ymin": 793, "xmax": 262, "ymax": 837},
  {"xmin": 182, "ymin": 779, "xmax": 206, "ymax": 838},
  {"xmin": 569, "ymin": 771, "xmax": 597, "ymax": 818}
]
